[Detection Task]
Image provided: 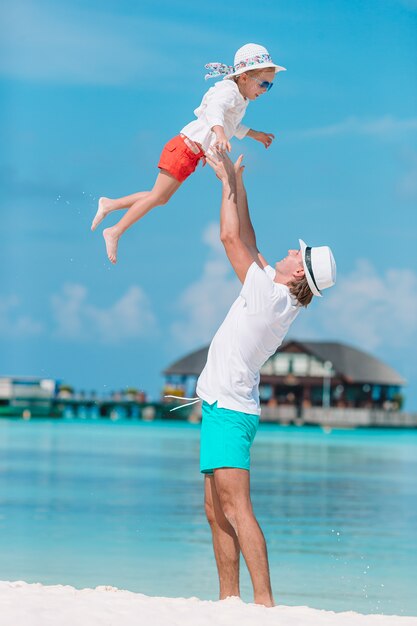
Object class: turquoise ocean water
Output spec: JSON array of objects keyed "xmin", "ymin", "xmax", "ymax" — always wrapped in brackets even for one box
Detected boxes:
[{"xmin": 0, "ymin": 418, "xmax": 416, "ymax": 616}]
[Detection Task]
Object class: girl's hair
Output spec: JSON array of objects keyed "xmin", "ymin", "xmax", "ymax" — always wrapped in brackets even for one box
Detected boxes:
[
  {"xmin": 233, "ymin": 67, "xmax": 272, "ymax": 83},
  {"xmin": 288, "ymin": 276, "xmax": 314, "ymax": 308}
]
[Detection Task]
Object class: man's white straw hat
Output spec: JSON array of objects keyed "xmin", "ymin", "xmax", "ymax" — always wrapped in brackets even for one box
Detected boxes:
[
  {"xmin": 226, "ymin": 43, "xmax": 286, "ymax": 79},
  {"xmin": 299, "ymin": 239, "xmax": 337, "ymax": 297}
]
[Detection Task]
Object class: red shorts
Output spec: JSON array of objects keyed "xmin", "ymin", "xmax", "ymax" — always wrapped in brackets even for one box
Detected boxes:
[{"xmin": 158, "ymin": 135, "xmax": 205, "ymax": 183}]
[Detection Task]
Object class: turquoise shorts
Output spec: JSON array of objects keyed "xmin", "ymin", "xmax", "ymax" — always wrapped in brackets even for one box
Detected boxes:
[{"xmin": 200, "ymin": 401, "xmax": 259, "ymax": 475}]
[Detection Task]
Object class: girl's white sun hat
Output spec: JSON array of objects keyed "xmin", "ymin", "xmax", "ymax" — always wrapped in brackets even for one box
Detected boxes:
[
  {"xmin": 205, "ymin": 43, "xmax": 286, "ymax": 80},
  {"xmin": 299, "ymin": 239, "xmax": 337, "ymax": 297},
  {"xmin": 229, "ymin": 43, "xmax": 286, "ymax": 78}
]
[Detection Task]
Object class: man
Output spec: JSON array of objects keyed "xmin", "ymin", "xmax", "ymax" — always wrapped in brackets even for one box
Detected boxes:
[{"xmin": 196, "ymin": 149, "xmax": 336, "ymax": 607}]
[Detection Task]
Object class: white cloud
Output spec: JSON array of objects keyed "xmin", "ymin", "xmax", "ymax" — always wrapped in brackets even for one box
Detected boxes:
[
  {"xmin": 202, "ymin": 221, "xmax": 226, "ymax": 255},
  {"xmin": 51, "ymin": 283, "xmax": 156, "ymax": 344},
  {"xmin": 170, "ymin": 222, "xmax": 240, "ymax": 349},
  {"xmin": 293, "ymin": 260, "xmax": 417, "ymax": 350},
  {"xmin": 51, "ymin": 284, "xmax": 86, "ymax": 339},
  {"xmin": 290, "ymin": 115, "xmax": 417, "ymax": 140},
  {"xmin": 171, "ymin": 228, "xmax": 417, "ymax": 355},
  {"xmin": 0, "ymin": 295, "xmax": 44, "ymax": 338}
]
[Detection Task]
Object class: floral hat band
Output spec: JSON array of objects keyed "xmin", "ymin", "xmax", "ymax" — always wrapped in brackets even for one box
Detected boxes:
[
  {"xmin": 205, "ymin": 54, "xmax": 276, "ymax": 80},
  {"xmin": 204, "ymin": 62, "xmax": 235, "ymax": 80},
  {"xmin": 204, "ymin": 45, "xmax": 286, "ymax": 80}
]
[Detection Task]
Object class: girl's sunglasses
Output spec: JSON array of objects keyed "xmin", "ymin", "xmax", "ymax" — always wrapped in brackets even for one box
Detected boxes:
[{"xmin": 247, "ymin": 75, "xmax": 274, "ymax": 92}]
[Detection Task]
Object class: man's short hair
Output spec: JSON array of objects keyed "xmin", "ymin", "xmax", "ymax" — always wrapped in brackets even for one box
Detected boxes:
[{"xmin": 288, "ymin": 276, "xmax": 314, "ymax": 307}]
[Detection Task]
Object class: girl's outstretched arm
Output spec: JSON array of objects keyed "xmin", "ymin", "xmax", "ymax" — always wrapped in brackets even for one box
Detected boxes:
[{"xmin": 212, "ymin": 125, "xmax": 231, "ymax": 152}]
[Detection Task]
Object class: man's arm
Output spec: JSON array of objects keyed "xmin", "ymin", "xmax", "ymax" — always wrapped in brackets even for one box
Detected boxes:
[
  {"xmin": 206, "ymin": 150, "xmax": 263, "ymax": 283},
  {"xmin": 234, "ymin": 158, "xmax": 269, "ymax": 269}
]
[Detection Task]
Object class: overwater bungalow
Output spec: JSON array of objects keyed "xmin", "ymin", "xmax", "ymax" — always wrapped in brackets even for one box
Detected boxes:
[{"xmin": 163, "ymin": 340, "xmax": 414, "ymax": 427}]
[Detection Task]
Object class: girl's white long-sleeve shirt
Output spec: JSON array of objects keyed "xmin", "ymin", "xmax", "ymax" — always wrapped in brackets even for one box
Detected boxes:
[{"xmin": 180, "ymin": 80, "xmax": 250, "ymax": 151}]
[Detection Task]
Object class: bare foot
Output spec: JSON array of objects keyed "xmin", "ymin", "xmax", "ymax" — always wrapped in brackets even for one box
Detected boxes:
[
  {"xmin": 103, "ymin": 227, "xmax": 120, "ymax": 264},
  {"xmin": 91, "ymin": 197, "xmax": 113, "ymax": 231},
  {"xmin": 254, "ymin": 594, "xmax": 275, "ymax": 608}
]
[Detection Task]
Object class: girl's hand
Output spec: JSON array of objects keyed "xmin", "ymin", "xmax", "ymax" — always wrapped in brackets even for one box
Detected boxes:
[
  {"xmin": 212, "ymin": 126, "xmax": 231, "ymax": 152},
  {"xmin": 214, "ymin": 137, "xmax": 232, "ymax": 152},
  {"xmin": 253, "ymin": 131, "xmax": 275, "ymax": 148}
]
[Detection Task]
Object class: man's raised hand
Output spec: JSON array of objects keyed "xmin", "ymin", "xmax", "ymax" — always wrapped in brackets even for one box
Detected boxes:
[
  {"xmin": 206, "ymin": 147, "xmax": 235, "ymax": 182},
  {"xmin": 206, "ymin": 148, "xmax": 237, "ymax": 200},
  {"xmin": 234, "ymin": 154, "xmax": 245, "ymax": 180}
]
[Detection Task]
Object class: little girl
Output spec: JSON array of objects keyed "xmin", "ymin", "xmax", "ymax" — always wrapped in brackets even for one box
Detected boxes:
[{"xmin": 92, "ymin": 43, "xmax": 286, "ymax": 263}]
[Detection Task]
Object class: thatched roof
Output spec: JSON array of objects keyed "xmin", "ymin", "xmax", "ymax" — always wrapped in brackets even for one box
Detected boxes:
[{"xmin": 164, "ymin": 340, "xmax": 405, "ymax": 386}]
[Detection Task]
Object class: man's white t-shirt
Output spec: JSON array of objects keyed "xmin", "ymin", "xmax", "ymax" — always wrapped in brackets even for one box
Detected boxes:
[{"xmin": 197, "ymin": 263, "xmax": 301, "ymax": 415}]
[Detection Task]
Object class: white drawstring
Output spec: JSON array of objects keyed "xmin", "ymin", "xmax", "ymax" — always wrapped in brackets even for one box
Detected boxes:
[{"xmin": 164, "ymin": 395, "xmax": 201, "ymax": 412}]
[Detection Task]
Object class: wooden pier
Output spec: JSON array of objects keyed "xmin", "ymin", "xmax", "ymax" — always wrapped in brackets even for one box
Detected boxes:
[{"xmin": 0, "ymin": 396, "xmax": 192, "ymax": 421}]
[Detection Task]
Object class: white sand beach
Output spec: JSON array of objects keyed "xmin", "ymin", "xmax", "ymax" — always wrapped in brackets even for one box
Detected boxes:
[{"xmin": 1, "ymin": 581, "xmax": 416, "ymax": 626}]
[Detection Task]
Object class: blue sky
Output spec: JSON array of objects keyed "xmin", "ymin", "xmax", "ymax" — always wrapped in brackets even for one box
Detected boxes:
[{"xmin": 1, "ymin": 0, "xmax": 417, "ymax": 406}]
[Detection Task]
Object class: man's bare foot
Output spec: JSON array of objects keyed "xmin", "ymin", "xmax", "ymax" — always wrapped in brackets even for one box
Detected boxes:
[
  {"xmin": 91, "ymin": 197, "xmax": 114, "ymax": 231},
  {"xmin": 254, "ymin": 595, "xmax": 275, "ymax": 608},
  {"xmin": 103, "ymin": 227, "xmax": 120, "ymax": 264}
]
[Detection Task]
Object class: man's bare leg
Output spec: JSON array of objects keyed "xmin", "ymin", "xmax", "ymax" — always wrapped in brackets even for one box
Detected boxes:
[
  {"xmin": 102, "ymin": 171, "xmax": 182, "ymax": 263},
  {"xmin": 91, "ymin": 192, "xmax": 150, "ymax": 231},
  {"xmin": 204, "ymin": 474, "xmax": 240, "ymax": 599},
  {"xmin": 214, "ymin": 468, "xmax": 274, "ymax": 607}
]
